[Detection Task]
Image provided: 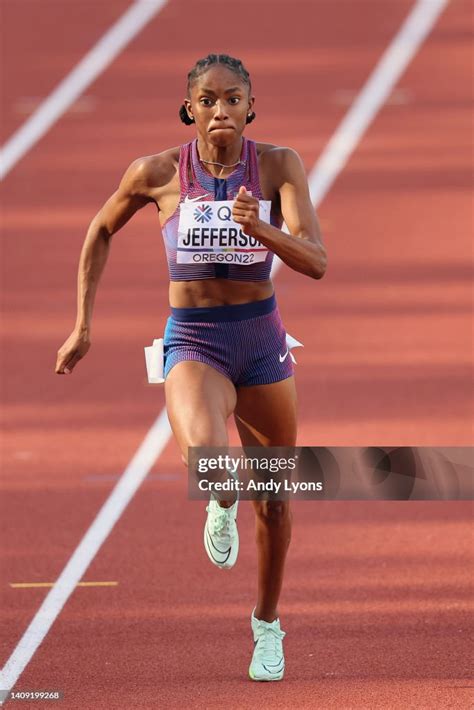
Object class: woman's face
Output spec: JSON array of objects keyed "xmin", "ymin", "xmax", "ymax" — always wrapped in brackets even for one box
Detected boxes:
[{"xmin": 184, "ymin": 65, "xmax": 254, "ymax": 146}]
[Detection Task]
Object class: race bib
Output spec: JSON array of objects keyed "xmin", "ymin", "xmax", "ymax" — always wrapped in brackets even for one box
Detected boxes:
[{"xmin": 177, "ymin": 199, "xmax": 271, "ymax": 265}]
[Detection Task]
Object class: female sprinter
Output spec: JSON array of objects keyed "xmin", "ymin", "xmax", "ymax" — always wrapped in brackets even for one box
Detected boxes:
[{"xmin": 55, "ymin": 54, "xmax": 327, "ymax": 682}]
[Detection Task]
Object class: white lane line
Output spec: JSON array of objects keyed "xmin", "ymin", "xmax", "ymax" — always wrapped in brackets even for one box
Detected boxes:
[
  {"xmin": 0, "ymin": 410, "xmax": 172, "ymax": 697},
  {"xmin": 0, "ymin": 0, "xmax": 448, "ymax": 700},
  {"xmin": 0, "ymin": 0, "xmax": 168, "ymax": 180},
  {"xmin": 272, "ymin": 0, "xmax": 449, "ymax": 281},
  {"xmin": 306, "ymin": 0, "xmax": 449, "ymax": 206}
]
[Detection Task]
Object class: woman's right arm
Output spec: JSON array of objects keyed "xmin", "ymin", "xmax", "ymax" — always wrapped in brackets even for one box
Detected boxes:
[{"xmin": 55, "ymin": 158, "xmax": 153, "ymax": 374}]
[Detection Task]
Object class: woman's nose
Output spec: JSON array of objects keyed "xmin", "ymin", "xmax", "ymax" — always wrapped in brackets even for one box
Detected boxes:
[{"xmin": 213, "ymin": 100, "xmax": 228, "ymax": 118}]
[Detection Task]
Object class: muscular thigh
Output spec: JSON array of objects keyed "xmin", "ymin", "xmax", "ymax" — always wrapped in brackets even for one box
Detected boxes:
[
  {"xmin": 234, "ymin": 376, "xmax": 297, "ymax": 447},
  {"xmin": 165, "ymin": 361, "xmax": 237, "ymax": 459}
]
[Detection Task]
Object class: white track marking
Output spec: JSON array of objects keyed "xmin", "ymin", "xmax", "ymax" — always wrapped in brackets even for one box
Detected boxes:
[
  {"xmin": 272, "ymin": 0, "xmax": 449, "ymax": 278},
  {"xmin": 0, "ymin": 0, "xmax": 168, "ymax": 180},
  {"xmin": 306, "ymin": 0, "xmax": 449, "ymax": 207},
  {"xmin": 0, "ymin": 0, "xmax": 448, "ymax": 700},
  {"xmin": 0, "ymin": 410, "xmax": 172, "ymax": 698}
]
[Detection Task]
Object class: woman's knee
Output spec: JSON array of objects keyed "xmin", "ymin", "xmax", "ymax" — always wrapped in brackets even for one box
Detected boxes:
[
  {"xmin": 180, "ymin": 434, "xmax": 229, "ymax": 466},
  {"xmin": 253, "ymin": 500, "xmax": 292, "ymax": 526}
]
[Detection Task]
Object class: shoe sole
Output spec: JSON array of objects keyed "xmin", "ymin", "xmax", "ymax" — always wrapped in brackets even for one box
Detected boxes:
[{"xmin": 248, "ymin": 667, "xmax": 284, "ymax": 681}]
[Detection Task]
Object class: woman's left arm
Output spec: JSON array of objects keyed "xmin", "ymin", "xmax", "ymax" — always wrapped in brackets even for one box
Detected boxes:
[{"xmin": 232, "ymin": 148, "xmax": 327, "ymax": 279}]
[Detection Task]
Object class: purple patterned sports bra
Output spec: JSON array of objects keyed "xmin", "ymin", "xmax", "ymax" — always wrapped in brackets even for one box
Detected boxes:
[{"xmin": 160, "ymin": 136, "xmax": 276, "ymax": 281}]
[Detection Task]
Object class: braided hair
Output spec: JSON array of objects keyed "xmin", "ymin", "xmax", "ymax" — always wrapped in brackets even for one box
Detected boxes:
[{"xmin": 179, "ymin": 54, "xmax": 256, "ymax": 126}]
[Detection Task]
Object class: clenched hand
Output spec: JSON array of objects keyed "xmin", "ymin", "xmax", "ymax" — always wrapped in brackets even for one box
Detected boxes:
[
  {"xmin": 232, "ymin": 186, "xmax": 261, "ymax": 236},
  {"xmin": 55, "ymin": 330, "xmax": 91, "ymax": 374}
]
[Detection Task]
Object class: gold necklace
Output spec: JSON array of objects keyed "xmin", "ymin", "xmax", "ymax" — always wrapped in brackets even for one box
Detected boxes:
[{"xmin": 199, "ymin": 158, "xmax": 245, "ymax": 168}]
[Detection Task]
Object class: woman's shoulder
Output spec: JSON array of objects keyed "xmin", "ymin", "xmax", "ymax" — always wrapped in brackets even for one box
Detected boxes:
[
  {"xmin": 254, "ymin": 142, "xmax": 303, "ymax": 175},
  {"xmin": 255, "ymin": 141, "xmax": 301, "ymax": 163},
  {"xmin": 125, "ymin": 146, "xmax": 182, "ymax": 190}
]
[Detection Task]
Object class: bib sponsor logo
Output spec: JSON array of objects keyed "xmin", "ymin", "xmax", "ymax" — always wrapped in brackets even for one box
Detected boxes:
[
  {"xmin": 194, "ymin": 204, "xmax": 213, "ymax": 223},
  {"xmin": 177, "ymin": 199, "xmax": 271, "ymax": 265}
]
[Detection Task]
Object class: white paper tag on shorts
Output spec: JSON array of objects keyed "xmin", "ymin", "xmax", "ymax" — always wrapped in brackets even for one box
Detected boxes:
[
  {"xmin": 144, "ymin": 338, "xmax": 164, "ymax": 384},
  {"xmin": 177, "ymin": 199, "xmax": 271, "ymax": 266},
  {"xmin": 285, "ymin": 332, "xmax": 304, "ymax": 364}
]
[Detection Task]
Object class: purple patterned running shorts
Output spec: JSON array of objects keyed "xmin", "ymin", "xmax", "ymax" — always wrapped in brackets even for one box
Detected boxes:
[{"xmin": 163, "ymin": 294, "xmax": 294, "ymax": 387}]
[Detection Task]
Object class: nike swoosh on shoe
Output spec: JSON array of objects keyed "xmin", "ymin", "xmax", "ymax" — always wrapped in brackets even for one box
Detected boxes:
[
  {"xmin": 205, "ymin": 529, "xmax": 231, "ymax": 563},
  {"xmin": 205, "ymin": 526, "xmax": 232, "ymax": 555},
  {"xmin": 263, "ymin": 659, "xmax": 284, "ymax": 672}
]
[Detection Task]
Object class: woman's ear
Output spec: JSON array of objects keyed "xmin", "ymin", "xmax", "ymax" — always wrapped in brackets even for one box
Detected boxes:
[
  {"xmin": 245, "ymin": 95, "xmax": 256, "ymax": 123},
  {"xmin": 183, "ymin": 99, "xmax": 194, "ymax": 122},
  {"xmin": 179, "ymin": 105, "xmax": 194, "ymax": 125}
]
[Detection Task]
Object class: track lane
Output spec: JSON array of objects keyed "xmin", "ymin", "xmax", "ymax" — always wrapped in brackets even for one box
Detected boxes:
[
  {"xmin": 1, "ymin": 2, "xmax": 472, "ymax": 707},
  {"xmin": 1, "ymin": 0, "xmax": 131, "ymax": 143}
]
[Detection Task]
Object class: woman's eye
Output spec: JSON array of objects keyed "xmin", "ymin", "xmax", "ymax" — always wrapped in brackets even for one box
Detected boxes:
[
  {"xmin": 229, "ymin": 97, "xmax": 240, "ymax": 104},
  {"xmin": 200, "ymin": 98, "xmax": 213, "ymax": 106}
]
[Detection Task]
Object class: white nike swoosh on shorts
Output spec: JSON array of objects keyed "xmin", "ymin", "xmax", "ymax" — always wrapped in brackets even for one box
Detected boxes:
[
  {"xmin": 184, "ymin": 194, "xmax": 210, "ymax": 202},
  {"xmin": 279, "ymin": 348, "xmax": 289, "ymax": 363}
]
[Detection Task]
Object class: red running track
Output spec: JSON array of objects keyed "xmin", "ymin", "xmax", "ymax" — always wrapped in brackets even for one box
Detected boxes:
[{"xmin": 1, "ymin": 0, "xmax": 472, "ymax": 708}]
